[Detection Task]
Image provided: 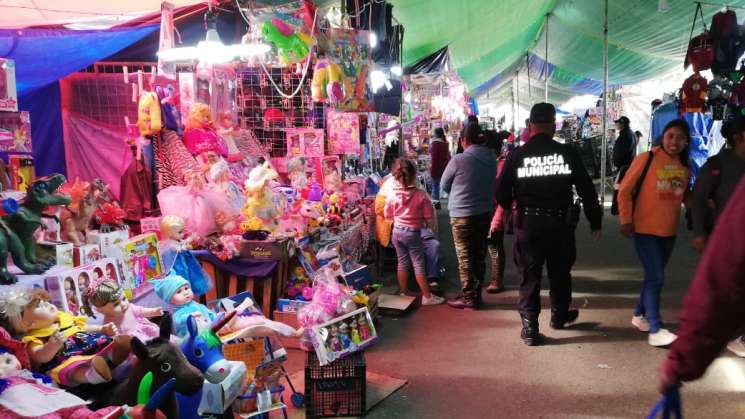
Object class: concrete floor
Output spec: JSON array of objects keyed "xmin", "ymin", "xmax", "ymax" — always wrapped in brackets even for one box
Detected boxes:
[{"xmin": 285, "ymin": 207, "xmax": 745, "ymax": 419}]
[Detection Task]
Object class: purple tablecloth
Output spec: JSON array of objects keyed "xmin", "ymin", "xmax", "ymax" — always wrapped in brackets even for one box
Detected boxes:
[{"xmin": 192, "ymin": 250, "xmax": 278, "ymax": 278}]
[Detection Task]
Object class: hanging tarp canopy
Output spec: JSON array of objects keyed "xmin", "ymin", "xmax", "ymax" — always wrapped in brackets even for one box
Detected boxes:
[
  {"xmin": 388, "ymin": 0, "xmax": 745, "ymax": 103},
  {"xmin": 405, "ymin": 46, "xmax": 451, "ymax": 75}
]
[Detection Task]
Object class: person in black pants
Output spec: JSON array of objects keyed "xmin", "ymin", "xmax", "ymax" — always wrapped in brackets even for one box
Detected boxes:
[{"xmin": 497, "ymin": 103, "xmax": 602, "ymax": 346}]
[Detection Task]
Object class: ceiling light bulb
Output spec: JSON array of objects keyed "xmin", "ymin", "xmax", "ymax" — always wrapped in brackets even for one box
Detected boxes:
[
  {"xmin": 390, "ymin": 65, "xmax": 403, "ymax": 76},
  {"xmin": 369, "ymin": 32, "xmax": 378, "ymax": 48}
]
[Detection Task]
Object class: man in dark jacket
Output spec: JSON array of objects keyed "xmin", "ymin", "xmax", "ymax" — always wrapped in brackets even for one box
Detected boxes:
[
  {"xmin": 429, "ymin": 127, "xmax": 451, "ymax": 210},
  {"xmin": 612, "ymin": 116, "xmax": 637, "ymax": 170},
  {"xmin": 659, "ymin": 176, "xmax": 745, "ymax": 391}
]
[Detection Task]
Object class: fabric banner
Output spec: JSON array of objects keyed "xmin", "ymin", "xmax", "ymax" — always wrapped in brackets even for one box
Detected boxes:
[
  {"xmin": 286, "ymin": 128, "xmax": 324, "ymax": 158},
  {"xmin": 324, "ymin": 29, "xmax": 374, "ymax": 112},
  {"xmin": 326, "ymin": 111, "xmax": 360, "ymax": 155},
  {"xmin": 62, "ymin": 110, "xmax": 132, "ymax": 200}
]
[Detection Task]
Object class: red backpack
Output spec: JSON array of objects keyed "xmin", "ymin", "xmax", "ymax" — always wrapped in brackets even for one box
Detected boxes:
[{"xmin": 685, "ymin": 4, "xmax": 715, "ymax": 72}]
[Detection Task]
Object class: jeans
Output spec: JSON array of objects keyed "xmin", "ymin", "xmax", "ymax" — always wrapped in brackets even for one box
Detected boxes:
[
  {"xmin": 431, "ymin": 177, "xmax": 441, "ymax": 202},
  {"xmin": 421, "ymin": 228, "xmax": 442, "ymax": 282},
  {"xmin": 514, "ymin": 215, "xmax": 576, "ymax": 316},
  {"xmin": 451, "ymin": 212, "xmax": 491, "ymax": 302},
  {"xmin": 633, "ymin": 234, "xmax": 676, "ymax": 333},
  {"xmin": 392, "ymin": 226, "xmax": 426, "ymax": 276}
]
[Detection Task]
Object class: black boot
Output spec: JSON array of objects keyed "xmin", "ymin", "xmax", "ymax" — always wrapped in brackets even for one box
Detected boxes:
[
  {"xmin": 520, "ymin": 313, "xmax": 541, "ymax": 346},
  {"xmin": 550, "ymin": 309, "xmax": 579, "ymax": 330}
]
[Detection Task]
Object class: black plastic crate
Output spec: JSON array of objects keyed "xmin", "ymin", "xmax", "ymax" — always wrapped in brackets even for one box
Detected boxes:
[{"xmin": 305, "ymin": 351, "xmax": 366, "ymax": 418}]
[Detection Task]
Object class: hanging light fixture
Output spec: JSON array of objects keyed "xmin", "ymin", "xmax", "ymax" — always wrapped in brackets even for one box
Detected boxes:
[{"xmin": 158, "ymin": 2, "xmax": 270, "ymax": 64}]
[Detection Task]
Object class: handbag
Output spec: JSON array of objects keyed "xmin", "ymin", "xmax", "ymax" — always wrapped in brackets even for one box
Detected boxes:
[
  {"xmin": 631, "ymin": 151, "xmax": 655, "ymax": 213},
  {"xmin": 647, "ymin": 387, "xmax": 683, "ymax": 419}
]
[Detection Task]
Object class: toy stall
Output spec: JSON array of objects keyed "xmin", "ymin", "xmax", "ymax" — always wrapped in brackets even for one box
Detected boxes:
[{"xmin": 0, "ymin": 1, "xmax": 402, "ymax": 418}]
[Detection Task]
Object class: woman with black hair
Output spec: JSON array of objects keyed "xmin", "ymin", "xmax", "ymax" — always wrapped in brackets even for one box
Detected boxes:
[{"xmin": 618, "ymin": 119, "xmax": 692, "ymax": 347}]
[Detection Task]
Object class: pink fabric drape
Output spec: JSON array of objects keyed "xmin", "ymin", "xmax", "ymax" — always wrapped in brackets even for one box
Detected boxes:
[{"xmin": 62, "ymin": 110, "xmax": 132, "ymax": 200}]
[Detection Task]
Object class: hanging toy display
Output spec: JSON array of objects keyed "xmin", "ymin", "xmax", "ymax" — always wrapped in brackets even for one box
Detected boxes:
[
  {"xmin": 261, "ymin": 19, "xmax": 315, "ymax": 65},
  {"xmin": 311, "ymin": 56, "xmax": 352, "ymax": 104}
]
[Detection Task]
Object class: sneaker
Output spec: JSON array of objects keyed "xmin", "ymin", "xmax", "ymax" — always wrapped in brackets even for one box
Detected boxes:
[
  {"xmin": 447, "ymin": 296, "xmax": 477, "ymax": 310},
  {"xmin": 727, "ymin": 336, "xmax": 745, "ymax": 357},
  {"xmin": 648, "ymin": 329, "xmax": 677, "ymax": 347},
  {"xmin": 632, "ymin": 315, "xmax": 650, "ymax": 332},
  {"xmin": 434, "ymin": 202, "xmax": 442, "ymax": 210},
  {"xmin": 421, "ymin": 294, "xmax": 445, "ymax": 306},
  {"xmin": 428, "ymin": 281, "xmax": 440, "ymax": 292}
]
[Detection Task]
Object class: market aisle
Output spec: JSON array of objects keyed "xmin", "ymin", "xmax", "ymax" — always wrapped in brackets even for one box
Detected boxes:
[{"xmin": 284, "ymin": 205, "xmax": 745, "ymax": 418}]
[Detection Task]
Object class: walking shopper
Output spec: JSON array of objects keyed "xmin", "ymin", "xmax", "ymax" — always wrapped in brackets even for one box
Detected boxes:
[
  {"xmin": 430, "ymin": 127, "xmax": 451, "ymax": 210},
  {"xmin": 384, "ymin": 158, "xmax": 444, "ymax": 306},
  {"xmin": 610, "ymin": 117, "xmax": 637, "ymax": 214},
  {"xmin": 690, "ymin": 116, "xmax": 745, "ymax": 356},
  {"xmin": 659, "ymin": 177, "xmax": 745, "ymax": 392},
  {"xmin": 497, "ymin": 103, "xmax": 602, "ymax": 346},
  {"xmin": 485, "ymin": 130, "xmax": 508, "ymax": 294},
  {"xmin": 618, "ymin": 119, "xmax": 691, "ymax": 347},
  {"xmin": 441, "ymin": 121, "xmax": 497, "ymax": 309}
]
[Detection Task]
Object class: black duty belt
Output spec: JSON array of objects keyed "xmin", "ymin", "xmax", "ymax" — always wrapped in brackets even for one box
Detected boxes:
[{"xmin": 521, "ymin": 207, "xmax": 567, "ymax": 217}]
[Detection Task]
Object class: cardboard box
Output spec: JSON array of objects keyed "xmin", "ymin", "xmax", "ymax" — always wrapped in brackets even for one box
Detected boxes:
[
  {"xmin": 0, "ymin": 111, "xmax": 31, "ymax": 152},
  {"xmin": 344, "ymin": 264, "xmax": 374, "ymax": 290},
  {"xmin": 36, "ymin": 241, "xmax": 74, "ymax": 267},
  {"xmin": 275, "ymin": 299, "xmax": 310, "ymax": 313},
  {"xmin": 8, "ymin": 155, "xmax": 34, "ymax": 192},
  {"xmin": 272, "ymin": 310, "xmax": 301, "ymax": 349},
  {"xmin": 44, "ymin": 265, "xmax": 91, "ymax": 316},
  {"xmin": 86, "ymin": 229, "xmax": 130, "ymax": 253},
  {"xmin": 0, "ymin": 59, "xmax": 18, "ymax": 112},
  {"xmin": 198, "ymin": 361, "xmax": 247, "ymax": 415},
  {"xmin": 239, "ymin": 239, "xmax": 288, "ymax": 261},
  {"xmin": 139, "ymin": 216, "xmax": 162, "ymax": 239},
  {"xmin": 120, "ymin": 233, "xmax": 163, "ymax": 295},
  {"xmin": 74, "ymin": 244, "xmax": 101, "ymax": 267}
]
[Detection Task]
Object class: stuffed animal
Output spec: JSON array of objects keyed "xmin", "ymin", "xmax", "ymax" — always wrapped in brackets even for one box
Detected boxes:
[
  {"xmin": 137, "ymin": 91, "xmax": 162, "ymax": 137},
  {"xmin": 311, "ymin": 57, "xmax": 352, "ymax": 104}
]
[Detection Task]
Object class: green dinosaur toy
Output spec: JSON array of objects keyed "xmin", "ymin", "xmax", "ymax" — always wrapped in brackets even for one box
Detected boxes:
[{"xmin": 0, "ymin": 174, "xmax": 71, "ymax": 284}]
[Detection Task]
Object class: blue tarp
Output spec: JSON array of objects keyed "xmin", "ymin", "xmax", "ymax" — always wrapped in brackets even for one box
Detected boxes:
[{"xmin": 18, "ymin": 82, "xmax": 65, "ymax": 176}]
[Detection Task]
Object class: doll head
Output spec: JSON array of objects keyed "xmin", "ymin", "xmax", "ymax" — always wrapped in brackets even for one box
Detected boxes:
[
  {"xmin": 186, "ymin": 103, "xmax": 214, "ymax": 131},
  {"xmin": 0, "ymin": 289, "xmax": 57, "ymax": 334},
  {"xmin": 160, "ymin": 215, "xmax": 186, "ymax": 242},
  {"xmin": 0, "ymin": 348, "xmax": 23, "ymax": 378},
  {"xmin": 77, "ymin": 272, "xmax": 90, "ymax": 294},
  {"xmin": 93, "ymin": 267, "xmax": 104, "ymax": 281},
  {"xmin": 63, "ymin": 277, "xmax": 78, "ymax": 306},
  {"xmin": 339, "ymin": 322, "xmax": 349, "ymax": 335},
  {"xmin": 152, "ymin": 275, "xmax": 192, "ymax": 307},
  {"xmin": 82, "ymin": 279, "xmax": 128, "ymax": 318},
  {"xmin": 105, "ymin": 263, "xmax": 117, "ymax": 281}
]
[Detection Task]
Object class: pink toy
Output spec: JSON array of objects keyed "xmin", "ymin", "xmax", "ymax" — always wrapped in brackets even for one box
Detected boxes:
[
  {"xmin": 301, "ymin": 287, "xmax": 314, "ymax": 301},
  {"xmin": 272, "ymin": 18, "xmax": 294, "ymax": 37}
]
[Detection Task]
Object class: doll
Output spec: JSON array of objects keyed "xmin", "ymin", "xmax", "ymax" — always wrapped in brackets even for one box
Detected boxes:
[
  {"xmin": 357, "ymin": 314, "xmax": 371, "ymax": 341},
  {"xmin": 0, "ymin": 327, "xmax": 120, "ymax": 418},
  {"xmin": 242, "ymin": 162, "xmax": 281, "ymax": 232},
  {"xmin": 81, "ymin": 279, "xmax": 163, "ymax": 342},
  {"xmin": 327, "ymin": 325, "xmax": 342, "ymax": 352},
  {"xmin": 63, "ymin": 277, "xmax": 80, "ymax": 315},
  {"xmin": 209, "ymin": 158, "xmax": 245, "ymax": 211},
  {"xmin": 158, "ymin": 170, "xmax": 239, "ymax": 238},
  {"xmin": 182, "ymin": 103, "xmax": 229, "ymax": 160},
  {"xmin": 349, "ymin": 319, "xmax": 361, "ymax": 345},
  {"xmin": 0, "ymin": 289, "xmax": 130, "ymax": 387},
  {"xmin": 151, "ymin": 274, "xmax": 300, "ymax": 339},
  {"xmin": 159, "ymin": 215, "xmax": 212, "ymax": 296},
  {"xmin": 338, "ymin": 322, "xmax": 351, "ymax": 349}
]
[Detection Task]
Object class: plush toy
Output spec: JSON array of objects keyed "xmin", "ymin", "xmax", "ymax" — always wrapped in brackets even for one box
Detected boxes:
[
  {"xmin": 159, "ymin": 215, "xmax": 212, "ymax": 296},
  {"xmin": 0, "ymin": 289, "xmax": 130, "ymax": 387},
  {"xmin": 299, "ymin": 200, "xmax": 325, "ymax": 230},
  {"xmin": 242, "ymin": 162, "xmax": 281, "ymax": 232},
  {"xmin": 81, "ymin": 278, "xmax": 164, "ymax": 342},
  {"xmin": 0, "ymin": 326, "xmax": 120, "ymax": 418},
  {"xmin": 311, "ymin": 57, "xmax": 352, "ymax": 104},
  {"xmin": 95, "ymin": 202, "xmax": 127, "ymax": 233},
  {"xmin": 1, "ymin": 174, "xmax": 71, "ymax": 284},
  {"xmin": 151, "ymin": 274, "xmax": 300, "ymax": 339},
  {"xmin": 137, "ymin": 91, "xmax": 163, "ymax": 137}
]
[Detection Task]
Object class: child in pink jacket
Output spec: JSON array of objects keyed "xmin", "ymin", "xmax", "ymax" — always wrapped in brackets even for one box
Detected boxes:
[{"xmin": 384, "ymin": 158, "xmax": 444, "ymax": 305}]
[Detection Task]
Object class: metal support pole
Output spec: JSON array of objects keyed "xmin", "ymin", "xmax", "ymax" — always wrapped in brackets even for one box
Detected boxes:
[
  {"xmin": 544, "ymin": 13, "xmax": 549, "ymax": 103},
  {"xmin": 511, "ymin": 78, "xmax": 516, "ymax": 132},
  {"xmin": 516, "ymin": 71, "xmax": 520, "ymax": 128},
  {"xmin": 600, "ymin": 0, "xmax": 609, "ymax": 210},
  {"xmin": 526, "ymin": 53, "xmax": 532, "ymax": 107}
]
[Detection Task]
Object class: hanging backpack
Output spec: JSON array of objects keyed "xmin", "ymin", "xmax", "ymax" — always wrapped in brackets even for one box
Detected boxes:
[{"xmin": 685, "ymin": 3, "xmax": 714, "ymax": 72}]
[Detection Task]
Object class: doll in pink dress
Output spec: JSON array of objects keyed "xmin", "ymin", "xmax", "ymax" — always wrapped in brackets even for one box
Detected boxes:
[
  {"xmin": 182, "ymin": 104, "xmax": 229, "ymax": 160},
  {"xmin": 81, "ymin": 279, "xmax": 162, "ymax": 342},
  {"xmin": 157, "ymin": 170, "xmax": 239, "ymax": 238}
]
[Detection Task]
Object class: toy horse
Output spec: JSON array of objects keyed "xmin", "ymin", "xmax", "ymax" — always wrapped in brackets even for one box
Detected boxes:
[
  {"xmin": 181, "ymin": 311, "xmax": 236, "ymax": 383},
  {"xmin": 113, "ymin": 314, "xmax": 204, "ymax": 419}
]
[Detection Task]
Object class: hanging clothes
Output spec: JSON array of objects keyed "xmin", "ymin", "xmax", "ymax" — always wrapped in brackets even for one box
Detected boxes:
[
  {"xmin": 685, "ymin": 32, "xmax": 715, "ymax": 72},
  {"xmin": 119, "ymin": 145, "xmax": 158, "ymax": 221}
]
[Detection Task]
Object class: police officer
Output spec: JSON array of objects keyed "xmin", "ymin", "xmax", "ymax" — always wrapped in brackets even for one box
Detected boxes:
[{"xmin": 497, "ymin": 103, "xmax": 602, "ymax": 346}]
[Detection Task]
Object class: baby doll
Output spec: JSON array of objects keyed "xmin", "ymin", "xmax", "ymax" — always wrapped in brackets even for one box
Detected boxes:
[
  {"xmin": 357, "ymin": 313, "xmax": 371, "ymax": 341},
  {"xmin": 81, "ymin": 279, "xmax": 163, "ymax": 342},
  {"xmin": 0, "ymin": 327, "xmax": 120, "ymax": 418},
  {"xmin": 151, "ymin": 274, "xmax": 300, "ymax": 339},
  {"xmin": 0, "ymin": 289, "xmax": 130, "ymax": 387},
  {"xmin": 349, "ymin": 319, "xmax": 361, "ymax": 345},
  {"xmin": 159, "ymin": 215, "xmax": 212, "ymax": 296}
]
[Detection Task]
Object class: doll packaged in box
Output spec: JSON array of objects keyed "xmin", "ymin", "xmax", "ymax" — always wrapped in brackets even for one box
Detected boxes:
[{"xmin": 121, "ymin": 233, "xmax": 163, "ymax": 292}]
